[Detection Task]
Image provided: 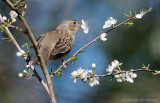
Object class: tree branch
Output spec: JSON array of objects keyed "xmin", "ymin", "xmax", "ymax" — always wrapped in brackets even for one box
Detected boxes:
[
  {"xmin": 18, "ymin": 15, "xmax": 56, "ymax": 103},
  {"xmin": 0, "ymin": 13, "xmax": 49, "ymax": 95},
  {"xmin": 3, "ymin": 1, "xmax": 56, "ymax": 102}
]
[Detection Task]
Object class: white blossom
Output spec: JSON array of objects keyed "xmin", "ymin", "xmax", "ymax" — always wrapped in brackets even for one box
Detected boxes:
[
  {"xmin": 18, "ymin": 73, "xmax": 24, "ymax": 77},
  {"xmin": 73, "ymin": 78, "xmax": 77, "ymax": 83},
  {"xmin": 106, "ymin": 60, "xmax": 122, "ymax": 74},
  {"xmin": 125, "ymin": 72, "xmax": 137, "ymax": 83},
  {"xmin": 89, "ymin": 77, "xmax": 99, "ymax": 87},
  {"xmin": 111, "ymin": 60, "xmax": 122, "ymax": 69},
  {"xmin": 71, "ymin": 71, "xmax": 78, "ymax": 83},
  {"xmin": 106, "ymin": 65, "xmax": 113, "ymax": 74},
  {"xmin": 12, "ymin": 19, "xmax": 16, "ymax": 23},
  {"xmin": 16, "ymin": 50, "xmax": 26, "ymax": 57},
  {"xmin": 71, "ymin": 67, "xmax": 88, "ymax": 83},
  {"xmin": 16, "ymin": 52, "xmax": 22, "ymax": 57},
  {"xmin": 88, "ymin": 70, "xmax": 93, "ymax": 74},
  {"xmin": 81, "ymin": 19, "xmax": 89, "ymax": 33},
  {"xmin": 92, "ymin": 63, "xmax": 96, "ymax": 68},
  {"xmin": 71, "ymin": 71, "xmax": 77, "ymax": 77},
  {"xmin": 80, "ymin": 69, "xmax": 89, "ymax": 82},
  {"xmin": 136, "ymin": 9, "xmax": 146, "ymax": 19},
  {"xmin": 115, "ymin": 73, "xmax": 126, "ymax": 82},
  {"xmin": 25, "ymin": 65, "xmax": 30, "ymax": 68},
  {"xmin": 2, "ymin": 16, "xmax": 7, "ymax": 21},
  {"xmin": 23, "ymin": 70, "xmax": 27, "ymax": 74},
  {"xmin": 100, "ymin": 33, "xmax": 107, "ymax": 41},
  {"xmin": 115, "ymin": 71, "xmax": 137, "ymax": 83},
  {"xmin": 76, "ymin": 67, "xmax": 84, "ymax": 75},
  {"xmin": 103, "ymin": 17, "xmax": 117, "ymax": 29},
  {"xmin": 10, "ymin": 10, "xmax": 18, "ymax": 19}
]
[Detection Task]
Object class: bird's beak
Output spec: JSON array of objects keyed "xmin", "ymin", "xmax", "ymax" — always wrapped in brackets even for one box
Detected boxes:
[{"xmin": 78, "ymin": 23, "xmax": 81, "ymax": 28}]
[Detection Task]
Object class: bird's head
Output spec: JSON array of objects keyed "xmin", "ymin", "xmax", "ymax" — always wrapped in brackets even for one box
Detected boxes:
[{"xmin": 56, "ymin": 19, "xmax": 81, "ymax": 35}]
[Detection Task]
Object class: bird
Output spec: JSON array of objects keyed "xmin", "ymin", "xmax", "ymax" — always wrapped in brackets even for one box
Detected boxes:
[{"xmin": 34, "ymin": 19, "xmax": 81, "ymax": 65}]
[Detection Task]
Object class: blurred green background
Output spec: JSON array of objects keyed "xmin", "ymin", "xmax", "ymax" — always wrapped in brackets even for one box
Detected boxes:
[{"xmin": 0, "ymin": 0, "xmax": 160, "ymax": 103}]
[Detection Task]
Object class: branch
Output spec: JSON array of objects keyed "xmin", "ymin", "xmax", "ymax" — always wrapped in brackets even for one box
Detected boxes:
[
  {"xmin": 52, "ymin": 17, "xmax": 135, "ymax": 78},
  {"xmin": 18, "ymin": 15, "xmax": 56, "ymax": 103},
  {"xmin": 3, "ymin": 0, "xmax": 17, "ymax": 10},
  {"xmin": 0, "ymin": 13, "xmax": 49, "ymax": 94},
  {"xmin": 8, "ymin": 24, "xmax": 27, "ymax": 34},
  {"xmin": 3, "ymin": 1, "xmax": 56, "ymax": 102},
  {"xmin": 94, "ymin": 69, "xmax": 157, "ymax": 77}
]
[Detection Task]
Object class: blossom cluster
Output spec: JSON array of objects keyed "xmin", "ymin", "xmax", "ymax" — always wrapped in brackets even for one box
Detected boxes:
[
  {"xmin": 115, "ymin": 71, "xmax": 137, "ymax": 83},
  {"xmin": 136, "ymin": 9, "xmax": 146, "ymax": 19},
  {"xmin": 71, "ymin": 64, "xmax": 99, "ymax": 87},
  {"xmin": 80, "ymin": 17, "xmax": 117, "ymax": 42},
  {"xmin": 106, "ymin": 60, "xmax": 122, "ymax": 74},
  {"xmin": 18, "ymin": 70, "xmax": 28, "ymax": 78},
  {"xmin": 2, "ymin": 10, "xmax": 18, "ymax": 23},
  {"xmin": 106, "ymin": 60, "xmax": 137, "ymax": 83},
  {"xmin": 100, "ymin": 17, "xmax": 117, "ymax": 41},
  {"xmin": 71, "ymin": 60, "xmax": 138, "ymax": 87}
]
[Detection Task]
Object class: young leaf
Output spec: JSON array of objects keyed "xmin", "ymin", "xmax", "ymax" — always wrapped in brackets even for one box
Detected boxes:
[
  {"xmin": 127, "ymin": 22, "xmax": 134, "ymax": 26},
  {"xmin": 124, "ymin": 13, "xmax": 130, "ymax": 17},
  {"xmin": 70, "ymin": 56, "xmax": 77, "ymax": 64},
  {"xmin": 22, "ymin": 43, "xmax": 28, "ymax": 49},
  {"xmin": 79, "ymin": 51, "xmax": 86, "ymax": 53},
  {"xmin": 152, "ymin": 72, "xmax": 158, "ymax": 76},
  {"xmin": 58, "ymin": 69, "xmax": 63, "ymax": 77},
  {"xmin": 129, "ymin": 10, "xmax": 132, "ymax": 17}
]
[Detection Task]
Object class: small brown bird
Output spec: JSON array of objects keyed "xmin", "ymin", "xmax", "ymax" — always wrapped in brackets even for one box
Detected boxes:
[{"xmin": 34, "ymin": 20, "xmax": 81, "ymax": 65}]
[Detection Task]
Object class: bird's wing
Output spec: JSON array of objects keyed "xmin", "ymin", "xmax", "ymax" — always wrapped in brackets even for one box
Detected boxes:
[
  {"xmin": 51, "ymin": 29, "xmax": 73, "ymax": 56},
  {"xmin": 36, "ymin": 30, "xmax": 59, "ymax": 64}
]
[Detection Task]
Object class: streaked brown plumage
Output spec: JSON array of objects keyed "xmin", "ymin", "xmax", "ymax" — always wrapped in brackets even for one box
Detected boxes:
[{"xmin": 34, "ymin": 20, "xmax": 81, "ymax": 65}]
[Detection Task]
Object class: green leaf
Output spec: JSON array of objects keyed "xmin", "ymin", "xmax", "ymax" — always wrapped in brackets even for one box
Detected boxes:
[
  {"xmin": 1, "ymin": 38, "xmax": 9, "ymax": 40},
  {"xmin": 142, "ymin": 63, "xmax": 146, "ymax": 68},
  {"xmin": 59, "ymin": 69, "xmax": 62, "ymax": 72},
  {"xmin": 127, "ymin": 21, "xmax": 134, "ymax": 26},
  {"xmin": 51, "ymin": 68, "xmax": 53, "ymax": 72},
  {"xmin": 152, "ymin": 72, "xmax": 158, "ymax": 76},
  {"xmin": 134, "ymin": 11, "xmax": 137, "ymax": 16},
  {"xmin": 51, "ymin": 72, "xmax": 56, "ymax": 75},
  {"xmin": 129, "ymin": 10, "xmax": 132, "ymax": 17},
  {"xmin": 70, "ymin": 56, "xmax": 77, "ymax": 64},
  {"xmin": 124, "ymin": 13, "xmax": 130, "ymax": 17},
  {"xmin": 109, "ymin": 78, "xmax": 112, "ymax": 81},
  {"xmin": 147, "ymin": 7, "xmax": 152, "ymax": 13},
  {"xmin": 70, "ymin": 56, "xmax": 77, "ymax": 60},
  {"xmin": 58, "ymin": 69, "xmax": 63, "ymax": 77},
  {"xmin": 58, "ymin": 72, "xmax": 62, "ymax": 77},
  {"xmin": 79, "ymin": 51, "xmax": 86, "ymax": 53},
  {"xmin": 22, "ymin": 43, "xmax": 28, "ymax": 48}
]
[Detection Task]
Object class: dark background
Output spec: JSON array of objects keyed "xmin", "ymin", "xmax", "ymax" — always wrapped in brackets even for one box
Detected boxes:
[{"xmin": 0, "ymin": 0, "xmax": 160, "ymax": 103}]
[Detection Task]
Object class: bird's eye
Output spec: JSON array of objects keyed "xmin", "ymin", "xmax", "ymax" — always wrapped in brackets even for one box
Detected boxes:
[{"xmin": 73, "ymin": 21, "xmax": 77, "ymax": 25}]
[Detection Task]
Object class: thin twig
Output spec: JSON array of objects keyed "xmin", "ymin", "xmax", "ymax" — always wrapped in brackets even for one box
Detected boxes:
[
  {"xmin": 8, "ymin": 24, "xmax": 27, "ymax": 34},
  {"xmin": 52, "ymin": 17, "xmax": 135, "ymax": 78},
  {"xmin": 13, "ymin": 0, "xmax": 22, "ymax": 7},
  {"xmin": 94, "ymin": 69, "xmax": 157, "ymax": 77}
]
